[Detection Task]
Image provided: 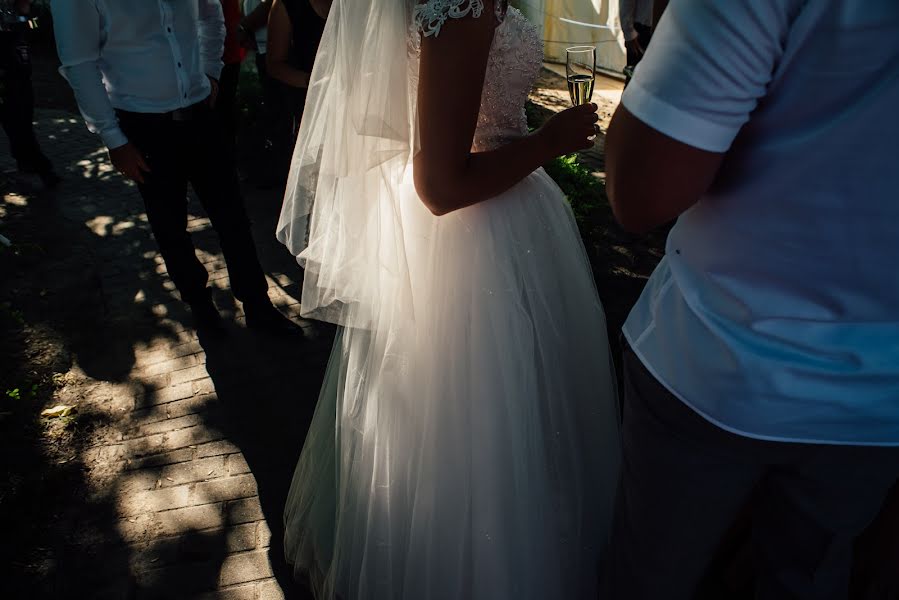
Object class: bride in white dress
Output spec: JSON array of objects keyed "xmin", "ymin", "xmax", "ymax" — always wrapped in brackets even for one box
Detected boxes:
[{"xmin": 277, "ymin": 1, "xmax": 621, "ymax": 598}]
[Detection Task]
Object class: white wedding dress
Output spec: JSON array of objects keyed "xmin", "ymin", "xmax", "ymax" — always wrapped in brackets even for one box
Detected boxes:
[{"xmin": 283, "ymin": 3, "xmax": 620, "ymax": 599}]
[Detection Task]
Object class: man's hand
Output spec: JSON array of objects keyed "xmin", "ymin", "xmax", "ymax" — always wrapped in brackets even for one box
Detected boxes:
[
  {"xmin": 206, "ymin": 76, "xmax": 219, "ymax": 109},
  {"xmin": 625, "ymin": 38, "xmax": 645, "ymax": 62},
  {"xmin": 109, "ymin": 142, "xmax": 151, "ymax": 184}
]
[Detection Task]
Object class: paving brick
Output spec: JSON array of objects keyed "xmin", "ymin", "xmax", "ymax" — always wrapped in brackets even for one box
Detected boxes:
[
  {"xmin": 127, "ymin": 424, "xmax": 224, "ymax": 458},
  {"xmin": 151, "ymin": 381, "xmax": 196, "ymax": 406},
  {"xmin": 257, "ymin": 579, "xmax": 287, "ymax": 600},
  {"xmin": 196, "ymin": 439, "xmax": 241, "ymax": 459},
  {"xmin": 170, "ymin": 363, "xmax": 210, "ymax": 386},
  {"xmin": 191, "ymin": 474, "xmax": 258, "ymax": 505},
  {"xmin": 130, "ymin": 394, "xmax": 216, "ymax": 425},
  {"xmin": 135, "ymin": 353, "xmax": 200, "ymax": 377},
  {"xmin": 124, "ymin": 413, "xmax": 204, "ymax": 440},
  {"xmin": 226, "ymin": 497, "xmax": 265, "ymax": 525},
  {"xmin": 169, "ymin": 340, "xmax": 205, "ymax": 360},
  {"xmin": 157, "ymin": 455, "xmax": 226, "ymax": 488},
  {"xmin": 196, "ymin": 585, "xmax": 257, "ymax": 600},
  {"xmin": 156, "ymin": 503, "xmax": 224, "ymax": 537},
  {"xmin": 143, "ymin": 372, "xmax": 172, "ymax": 390},
  {"xmin": 225, "ymin": 523, "xmax": 260, "ymax": 553},
  {"xmin": 226, "ymin": 453, "xmax": 251, "ymax": 475},
  {"xmin": 192, "ymin": 376, "xmax": 216, "ymax": 396},
  {"xmin": 178, "ymin": 523, "xmax": 257, "ymax": 556},
  {"xmin": 118, "ymin": 484, "xmax": 192, "ymax": 517},
  {"xmin": 255, "ymin": 520, "xmax": 272, "ymax": 549},
  {"xmin": 218, "ymin": 551, "xmax": 274, "ymax": 587},
  {"xmin": 125, "ymin": 447, "xmax": 194, "ymax": 471}
]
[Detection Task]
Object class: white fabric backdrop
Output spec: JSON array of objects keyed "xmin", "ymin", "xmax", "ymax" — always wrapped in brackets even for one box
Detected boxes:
[{"xmin": 513, "ymin": 0, "xmax": 626, "ymax": 73}]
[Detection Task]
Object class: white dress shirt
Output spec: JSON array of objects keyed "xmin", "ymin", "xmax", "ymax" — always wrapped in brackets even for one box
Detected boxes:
[
  {"xmin": 618, "ymin": 0, "xmax": 653, "ymax": 41},
  {"xmin": 622, "ymin": 0, "xmax": 899, "ymax": 445},
  {"xmin": 50, "ymin": 0, "xmax": 226, "ymax": 150}
]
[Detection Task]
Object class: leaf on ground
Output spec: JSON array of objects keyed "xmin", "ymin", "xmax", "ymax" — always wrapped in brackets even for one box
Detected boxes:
[{"xmin": 40, "ymin": 405, "xmax": 76, "ymax": 418}]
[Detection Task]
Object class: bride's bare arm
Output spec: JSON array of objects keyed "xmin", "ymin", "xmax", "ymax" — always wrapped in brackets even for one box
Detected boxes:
[{"xmin": 413, "ymin": 2, "xmax": 598, "ymax": 216}]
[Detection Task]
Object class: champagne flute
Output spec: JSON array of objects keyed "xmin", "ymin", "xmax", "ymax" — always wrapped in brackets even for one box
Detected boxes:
[{"xmin": 566, "ymin": 46, "xmax": 596, "ymax": 107}]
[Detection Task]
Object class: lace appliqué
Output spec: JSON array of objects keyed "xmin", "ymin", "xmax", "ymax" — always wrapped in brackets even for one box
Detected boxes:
[
  {"xmin": 413, "ymin": 0, "xmax": 484, "ymax": 39},
  {"xmin": 472, "ymin": 8, "xmax": 543, "ymax": 151}
]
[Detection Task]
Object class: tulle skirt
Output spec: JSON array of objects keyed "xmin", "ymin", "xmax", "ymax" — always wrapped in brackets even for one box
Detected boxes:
[{"xmin": 284, "ymin": 168, "xmax": 621, "ymax": 599}]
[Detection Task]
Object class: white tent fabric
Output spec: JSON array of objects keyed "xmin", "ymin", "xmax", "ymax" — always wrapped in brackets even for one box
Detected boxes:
[{"xmin": 513, "ymin": 0, "xmax": 626, "ymax": 74}]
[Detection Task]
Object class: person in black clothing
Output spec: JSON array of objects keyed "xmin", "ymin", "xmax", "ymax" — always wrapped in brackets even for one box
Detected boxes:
[
  {"xmin": 1, "ymin": 0, "xmax": 59, "ymax": 187},
  {"xmin": 265, "ymin": 0, "xmax": 326, "ymax": 180},
  {"xmin": 237, "ymin": 0, "xmax": 326, "ymax": 186}
]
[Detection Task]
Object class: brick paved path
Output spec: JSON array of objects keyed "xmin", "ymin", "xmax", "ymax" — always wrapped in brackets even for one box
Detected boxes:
[{"xmin": 2, "ymin": 109, "xmax": 332, "ymax": 599}]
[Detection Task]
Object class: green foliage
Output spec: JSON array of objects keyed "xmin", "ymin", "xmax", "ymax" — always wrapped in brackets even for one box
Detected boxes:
[
  {"xmin": 5, "ymin": 384, "xmax": 37, "ymax": 402},
  {"xmin": 544, "ymin": 153, "xmax": 608, "ymax": 230},
  {"xmin": 0, "ymin": 302, "xmax": 25, "ymax": 326}
]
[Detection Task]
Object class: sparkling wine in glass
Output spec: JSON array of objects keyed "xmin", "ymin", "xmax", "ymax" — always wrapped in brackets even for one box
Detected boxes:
[{"xmin": 566, "ymin": 46, "xmax": 596, "ymax": 106}]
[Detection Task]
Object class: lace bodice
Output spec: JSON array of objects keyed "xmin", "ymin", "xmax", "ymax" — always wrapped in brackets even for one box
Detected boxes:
[{"xmin": 413, "ymin": 1, "xmax": 544, "ymax": 151}]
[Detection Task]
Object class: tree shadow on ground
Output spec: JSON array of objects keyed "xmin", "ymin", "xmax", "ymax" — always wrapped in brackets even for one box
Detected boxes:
[
  {"xmin": 200, "ymin": 324, "xmax": 334, "ymax": 600},
  {"xmin": 2, "ymin": 102, "xmax": 329, "ymax": 597}
]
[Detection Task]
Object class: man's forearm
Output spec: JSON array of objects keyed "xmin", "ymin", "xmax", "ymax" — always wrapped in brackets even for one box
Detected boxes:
[
  {"xmin": 60, "ymin": 61, "xmax": 128, "ymax": 150},
  {"xmin": 198, "ymin": 0, "xmax": 226, "ymax": 79}
]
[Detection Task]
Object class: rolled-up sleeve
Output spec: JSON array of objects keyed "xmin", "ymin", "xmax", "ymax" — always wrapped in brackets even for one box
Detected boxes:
[
  {"xmin": 623, "ymin": 0, "xmax": 803, "ymax": 153},
  {"xmin": 198, "ymin": 0, "xmax": 226, "ymax": 80},
  {"xmin": 51, "ymin": 0, "xmax": 128, "ymax": 149}
]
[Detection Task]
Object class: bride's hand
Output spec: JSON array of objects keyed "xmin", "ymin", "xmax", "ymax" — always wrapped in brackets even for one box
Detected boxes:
[{"xmin": 537, "ymin": 103, "xmax": 600, "ymax": 157}]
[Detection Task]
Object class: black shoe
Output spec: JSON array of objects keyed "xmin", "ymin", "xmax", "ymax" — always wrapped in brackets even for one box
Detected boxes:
[
  {"xmin": 244, "ymin": 301, "xmax": 302, "ymax": 336},
  {"xmin": 189, "ymin": 295, "xmax": 226, "ymax": 336}
]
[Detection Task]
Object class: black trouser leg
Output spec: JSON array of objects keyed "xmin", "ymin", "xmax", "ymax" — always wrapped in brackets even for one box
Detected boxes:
[
  {"xmin": 215, "ymin": 61, "xmax": 241, "ymax": 162},
  {"xmin": 186, "ymin": 107, "xmax": 269, "ymax": 306},
  {"xmin": 602, "ymin": 347, "xmax": 899, "ymax": 600},
  {"xmin": 117, "ymin": 113, "xmax": 210, "ymax": 304},
  {"xmin": 269, "ymin": 82, "xmax": 305, "ymax": 181},
  {"xmin": 0, "ymin": 29, "xmax": 52, "ymax": 175}
]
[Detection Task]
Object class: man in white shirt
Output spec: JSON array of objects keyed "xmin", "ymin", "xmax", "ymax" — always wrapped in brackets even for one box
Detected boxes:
[
  {"xmin": 51, "ymin": 0, "xmax": 298, "ymax": 335},
  {"xmin": 603, "ymin": 0, "xmax": 899, "ymax": 597}
]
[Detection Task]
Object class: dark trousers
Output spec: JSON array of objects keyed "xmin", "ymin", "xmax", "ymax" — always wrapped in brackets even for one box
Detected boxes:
[
  {"xmin": 215, "ymin": 61, "xmax": 241, "ymax": 161},
  {"xmin": 255, "ymin": 52, "xmax": 305, "ymax": 183},
  {"xmin": 0, "ymin": 27, "xmax": 52, "ymax": 175},
  {"xmin": 116, "ymin": 104, "xmax": 269, "ymax": 306},
  {"xmin": 602, "ymin": 346, "xmax": 899, "ymax": 600}
]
